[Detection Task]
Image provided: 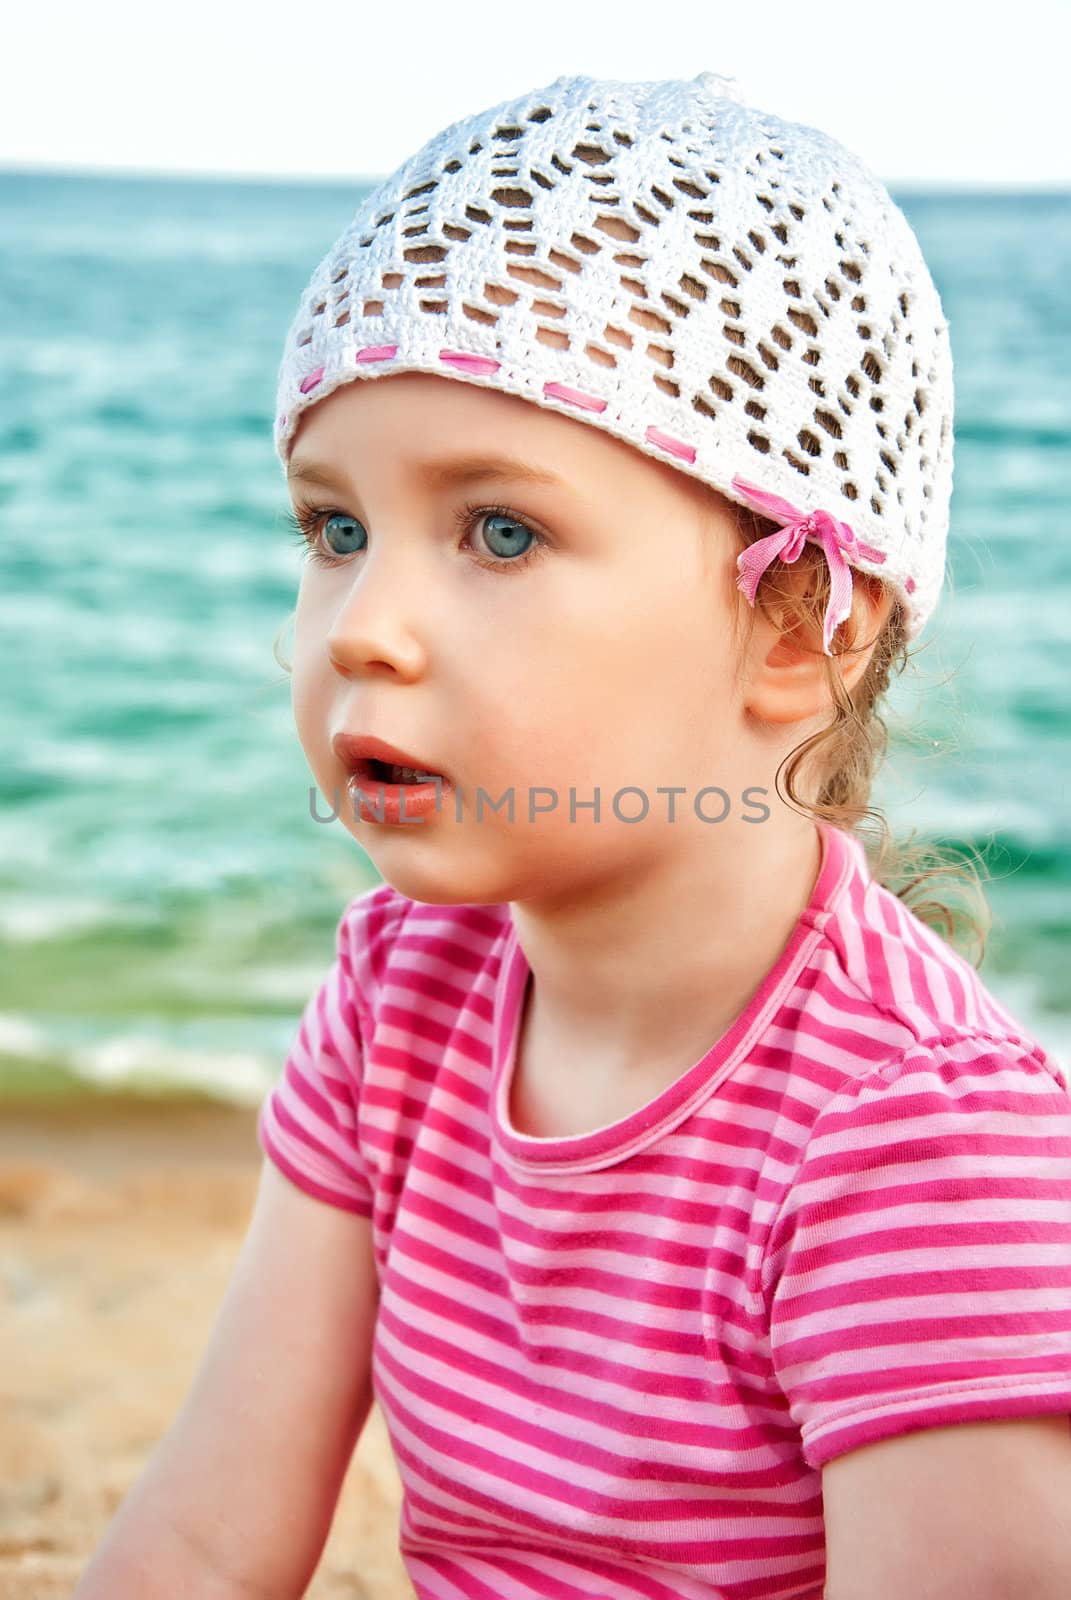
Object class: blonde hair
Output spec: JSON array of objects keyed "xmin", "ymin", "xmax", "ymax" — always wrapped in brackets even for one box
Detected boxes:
[
  {"xmin": 727, "ymin": 498, "xmax": 992, "ymax": 967},
  {"xmin": 271, "ymin": 496, "xmax": 993, "ymax": 968}
]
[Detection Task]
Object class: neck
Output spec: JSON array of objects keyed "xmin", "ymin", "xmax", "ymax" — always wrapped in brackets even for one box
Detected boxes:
[{"xmin": 508, "ymin": 812, "xmax": 825, "ymax": 1075}]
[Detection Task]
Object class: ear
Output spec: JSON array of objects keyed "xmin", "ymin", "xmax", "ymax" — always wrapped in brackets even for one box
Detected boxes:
[{"xmin": 743, "ymin": 573, "xmax": 895, "ymax": 727}]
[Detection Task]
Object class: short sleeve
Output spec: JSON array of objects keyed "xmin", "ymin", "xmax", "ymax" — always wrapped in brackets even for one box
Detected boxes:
[
  {"xmin": 764, "ymin": 1035, "xmax": 1071, "ymax": 1470},
  {"xmin": 256, "ymin": 893, "xmax": 383, "ymax": 1217}
]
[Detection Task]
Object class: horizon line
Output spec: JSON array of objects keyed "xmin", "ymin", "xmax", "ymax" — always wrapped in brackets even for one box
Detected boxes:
[{"xmin": 1, "ymin": 159, "xmax": 1068, "ymax": 198}]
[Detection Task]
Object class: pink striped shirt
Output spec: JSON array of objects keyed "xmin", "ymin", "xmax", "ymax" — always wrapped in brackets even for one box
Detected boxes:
[{"xmin": 257, "ymin": 819, "xmax": 1071, "ymax": 1599}]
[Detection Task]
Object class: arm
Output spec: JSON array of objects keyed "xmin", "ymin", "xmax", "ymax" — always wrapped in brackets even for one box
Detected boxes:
[
  {"xmin": 73, "ymin": 1154, "xmax": 381, "ymax": 1600},
  {"xmin": 822, "ymin": 1413, "xmax": 1071, "ymax": 1600}
]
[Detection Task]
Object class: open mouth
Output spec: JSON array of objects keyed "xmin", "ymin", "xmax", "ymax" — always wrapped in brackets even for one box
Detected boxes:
[{"xmin": 360, "ymin": 757, "xmax": 447, "ymax": 785}]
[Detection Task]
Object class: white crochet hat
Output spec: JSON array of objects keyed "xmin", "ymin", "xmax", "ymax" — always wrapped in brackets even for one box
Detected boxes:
[{"xmin": 274, "ymin": 70, "xmax": 954, "ymax": 648}]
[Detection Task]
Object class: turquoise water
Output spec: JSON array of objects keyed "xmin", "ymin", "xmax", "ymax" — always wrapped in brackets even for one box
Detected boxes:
[{"xmin": 1, "ymin": 170, "xmax": 1068, "ymax": 1102}]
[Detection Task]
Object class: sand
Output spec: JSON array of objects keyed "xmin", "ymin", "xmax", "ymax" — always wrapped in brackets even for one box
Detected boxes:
[{"xmin": 0, "ymin": 1093, "xmax": 415, "ymax": 1599}]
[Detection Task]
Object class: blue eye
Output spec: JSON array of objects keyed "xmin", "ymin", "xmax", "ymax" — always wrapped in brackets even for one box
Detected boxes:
[
  {"xmin": 475, "ymin": 510, "xmax": 537, "ymax": 562},
  {"xmin": 319, "ymin": 512, "xmax": 366, "ymax": 558},
  {"xmin": 285, "ymin": 504, "xmax": 366, "ymax": 567},
  {"xmin": 285, "ymin": 498, "xmax": 546, "ymax": 574}
]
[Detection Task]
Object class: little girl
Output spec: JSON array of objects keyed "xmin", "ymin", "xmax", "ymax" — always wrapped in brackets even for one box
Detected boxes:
[{"xmin": 77, "ymin": 71, "xmax": 1071, "ymax": 1600}]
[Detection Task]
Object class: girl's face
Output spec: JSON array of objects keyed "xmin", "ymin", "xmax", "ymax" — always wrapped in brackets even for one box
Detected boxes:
[{"xmin": 286, "ymin": 371, "xmax": 765, "ymax": 908}]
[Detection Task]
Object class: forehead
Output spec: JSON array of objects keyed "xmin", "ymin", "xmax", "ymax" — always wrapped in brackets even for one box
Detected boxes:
[
  {"xmin": 288, "ymin": 369, "xmax": 732, "ymax": 526},
  {"xmin": 289, "ymin": 368, "xmax": 599, "ymax": 471}
]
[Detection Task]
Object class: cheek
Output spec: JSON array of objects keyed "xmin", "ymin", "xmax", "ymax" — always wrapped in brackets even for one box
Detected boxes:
[
  {"xmin": 555, "ymin": 561, "xmax": 723, "ymax": 702},
  {"xmin": 289, "ymin": 603, "xmax": 335, "ymax": 770},
  {"xmin": 463, "ymin": 579, "xmax": 702, "ymax": 779},
  {"xmin": 289, "ymin": 673, "xmax": 327, "ymax": 791}
]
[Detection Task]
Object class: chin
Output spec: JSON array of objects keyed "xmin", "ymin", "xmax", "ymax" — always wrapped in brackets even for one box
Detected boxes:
[{"xmin": 355, "ymin": 844, "xmax": 517, "ymax": 909}]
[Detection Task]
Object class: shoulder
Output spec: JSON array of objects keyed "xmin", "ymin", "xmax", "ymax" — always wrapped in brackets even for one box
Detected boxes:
[
  {"xmin": 337, "ymin": 878, "xmax": 414, "ymax": 994},
  {"xmin": 762, "ymin": 1027, "xmax": 1071, "ymax": 1488},
  {"xmin": 812, "ymin": 1028, "xmax": 1071, "ymax": 1152},
  {"xmin": 337, "ymin": 881, "xmax": 513, "ymax": 1022},
  {"xmin": 764, "ymin": 1029, "xmax": 1071, "ymax": 1277},
  {"xmin": 816, "ymin": 829, "xmax": 1054, "ymax": 1071},
  {"xmin": 763, "ymin": 1027, "xmax": 1071, "ymax": 1277}
]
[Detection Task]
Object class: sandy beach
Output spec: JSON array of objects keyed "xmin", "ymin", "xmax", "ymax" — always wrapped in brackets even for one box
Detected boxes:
[{"xmin": 0, "ymin": 1093, "xmax": 414, "ymax": 1599}]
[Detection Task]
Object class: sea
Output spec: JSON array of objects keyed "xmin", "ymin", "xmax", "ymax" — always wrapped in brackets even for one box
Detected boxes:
[{"xmin": 1, "ymin": 169, "xmax": 1068, "ymax": 1105}]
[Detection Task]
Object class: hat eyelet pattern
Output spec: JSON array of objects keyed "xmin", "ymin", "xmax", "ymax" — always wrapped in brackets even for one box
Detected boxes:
[{"xmin": 275, "ymin": 72, "xmax": 953, "ymax": 639}]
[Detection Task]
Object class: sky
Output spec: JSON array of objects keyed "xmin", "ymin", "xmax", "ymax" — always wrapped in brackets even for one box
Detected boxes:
[{"xmin": 2, "ymin": 0, "xmax": 1069, "ymax": 190}]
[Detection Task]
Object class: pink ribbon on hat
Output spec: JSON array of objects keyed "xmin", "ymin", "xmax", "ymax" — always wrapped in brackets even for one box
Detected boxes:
[{"xmin": 731, "ymin": 474, "xmax": 887, "ymax": 655}]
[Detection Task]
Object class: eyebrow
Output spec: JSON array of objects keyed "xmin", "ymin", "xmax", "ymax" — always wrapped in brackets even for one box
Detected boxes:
[{"xmin": 286, "ymin": 453, "xmax": 567, "ymax": 494}]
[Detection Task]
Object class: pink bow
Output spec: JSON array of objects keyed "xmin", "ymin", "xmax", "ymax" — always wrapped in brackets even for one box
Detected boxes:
[{"xmin": 731, "ymin": 474, "xmax": 887, "ymax": 655}]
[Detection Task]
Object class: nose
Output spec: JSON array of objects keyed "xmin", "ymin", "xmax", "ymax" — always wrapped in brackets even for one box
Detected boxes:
[{"xmin": 325, "ymin": 543, "xmax": 430, "ymax": 680}]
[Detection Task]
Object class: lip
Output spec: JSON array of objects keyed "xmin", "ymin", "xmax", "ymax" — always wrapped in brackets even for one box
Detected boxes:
[{"xmin": 331, "ymin": 732, "xmax": 448, "ymax": 780}]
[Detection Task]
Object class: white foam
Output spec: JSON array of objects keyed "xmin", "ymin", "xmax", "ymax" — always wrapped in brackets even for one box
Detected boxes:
[{"xmin": 0, "ymin": 895, "xmax": 119, "ymax": 941}]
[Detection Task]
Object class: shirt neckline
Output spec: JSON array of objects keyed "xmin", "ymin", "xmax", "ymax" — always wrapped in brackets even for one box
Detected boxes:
[{"xmin": 490, "ymin": 819, "xmax": 859, "ymax": 1175}]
